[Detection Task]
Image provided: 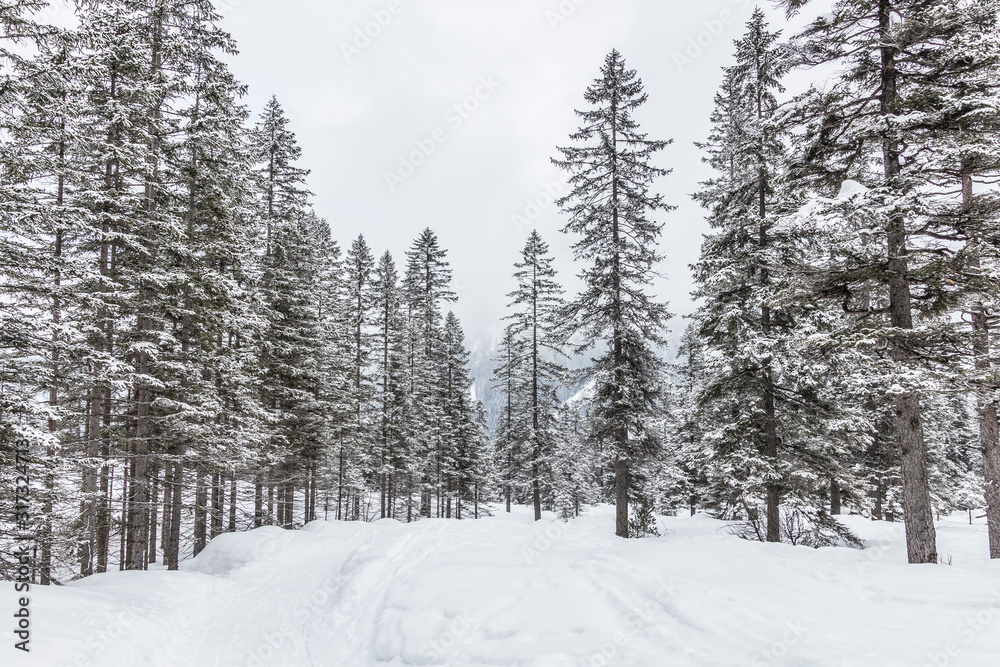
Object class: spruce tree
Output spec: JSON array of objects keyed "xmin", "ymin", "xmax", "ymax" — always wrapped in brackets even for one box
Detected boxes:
[
  {"xmin": 372, "ymin": 251, "xmax": 407, "ymax": 519},
  {"xmin": 553, "ymin": 50, "xmax": 673, "ymax": 537},
  {"xmin": 503, "ymin": 231, "xmax": 566, "ymax": 520},
  {"xmin": 492, "ymin": 326, "xmax": 522, "ymax": 513},
  {"xmin": 342, "ymin": 235, "xmax": 375, "ymax": 519},
  {"xmin": 251, "ymin": 96, "xmax": 322, "ymax": 530},
  {"xmin": 157, "ymin": 0, "xmax": 260, "ymax": 568},
  {"xmin": 777, "ymin": 0, "xmax": 1000, "ymax": 563},
  {"xmin": 909, "ymin": 0, "xmax": 1000, "ymax": 557},
  {"xmin": 688, "ymin": 10, "xmax": 865, "ymax": 543},
  {"xmin": 403, "ymin": 228, "xmax": 456, "ymax": 518}
]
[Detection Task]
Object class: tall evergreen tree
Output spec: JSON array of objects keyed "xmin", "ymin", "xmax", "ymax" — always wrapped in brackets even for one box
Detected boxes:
[
  {"xmin": 906, "ymin": 0, "xmax": 1000, "ymax": 558},
  {"xmin": 503, "ymin": 231, "xmax": 566, "ymax": 521},
  {"xmin": 403, "ymin": 228, "xmax": 456, "ymax": 518},
  {"xmin": 687, "ymin": 10, "xmax": 866, "ymax": 543},
  {"xmin": 492, "ymin": 325, "xmax": 522, "ymax": 513},
  {"xmin": 341, "ymin": 235, "xmax": 375, "ymax": 519},
  {"xmin": 250, "ymin": 96, "xmax": 322, "ymax": 530},
  {"xmin": 553, "ymin": 50, "xmax": 674, "ymax": 537},
  {"xmin": 778, "ymin": 0, "xmax": 1000, "ymax": 563},
  {"xmin": 372, "ymin": 251, "xmax": 407, "ymax": 519}
]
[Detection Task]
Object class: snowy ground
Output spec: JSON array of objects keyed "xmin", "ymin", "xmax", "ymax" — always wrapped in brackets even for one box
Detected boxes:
[{"xmin": 6, "ymin": 507, "xmax": 1000, "ymax": 667}]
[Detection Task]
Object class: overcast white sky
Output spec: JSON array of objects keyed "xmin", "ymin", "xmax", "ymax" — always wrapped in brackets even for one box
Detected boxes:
[{"xmin": 215, "ymin": 0, "xmax": 828, "ymax": 352}]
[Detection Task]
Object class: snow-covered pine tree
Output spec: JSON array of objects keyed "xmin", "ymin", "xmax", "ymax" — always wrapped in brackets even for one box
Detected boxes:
[
  {"xmin": 250, "ymin": 96, "xmax": 324, "ymax": 530},
  {"xmin": 777, "ymin": 0, "xmax": 1000, "ymax": 563},
  {"xmin": 690, "ymin": 11, "xmax": 793, "ymax": 542},
  {"xmin": 552, "ymin": 49, "xmax": 674, "ymax": 538},
  {"xmin": 551, "ymin": 401, "xmax": 599, "ymax": 520},
  {"xmin": 491, "ymin": 326, "xmax": 522, "ymax": 513},
  {"xmin": 906, "ymin": 0, "xmax": 1000, "ymax": 558},
  {"xmin": 403, "ymin": 228, "xmax": 456, "ymax": 519},
  {"xmin": 342, "ymin": 235, "xmax": 376, "ymax": 520},
  {"xmin": 440, "ymin": 312, "xmax": 483, "ymax": 519},
  {"xmin": 688, "ymin": 10, "xmax": 866, "ymax": 544},
  {"xmin": 313, "ymin": 221, "xmax": 351, "ymax": 523},
  {"xmin": 371, "ymin": 250, "xmax": 408, "ymax": 519},
  {"xmin": 156, "ymin": 0, "xmax": 261, "ymax": 569},
  {"xmin": 502, "ymin": 231, "xmax": 566, "ymax": 521},
  {"xmin": 0, "ymin": 1, "xmax": 84, "ymax": 584},
  {"xmin": 66, "ymin": 0, "xmax": 173, "ymax": 575}
]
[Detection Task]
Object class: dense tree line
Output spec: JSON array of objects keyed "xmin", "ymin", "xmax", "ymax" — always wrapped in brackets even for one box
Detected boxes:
[
  {"xmin": 0, "ymin": 0, "xmax": 488, "ymax": 583},
  {"xmin": 4, "ymin": 0, "xmax": 1000, "ymax": 587}
]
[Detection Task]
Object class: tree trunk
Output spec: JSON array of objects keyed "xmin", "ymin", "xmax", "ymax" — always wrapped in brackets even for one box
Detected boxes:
[
  {"xmin": 254, "ymin": 472, "xmax": 263, "ymax": 527},
  {"xmin": 831, "ymin": 479, "xmax": 842, "ymax": 516},
  {"xmin": 879, "ymin": 0, "xmax": 936, "ymax": 564},
  {"xmin": 211, "ymin": 471, "xmax": 223, "ymax": 538},
  {"xmin": 763, "ymin": 379, "xmax": 780, "ymax": 542},
  {"xmin": 119, "ymin": 470, "xmax": 128, "ymax": 570},
  {"xmin": 964, "ymin": 171, "xmax": 1000, "ymax": 559},
  {"xmin": 229, "ymin": 473, "xmax": 238, "ymax": 532},
  {"xmin": 161, "ymin": 465, "xmax": 172, "ymax": 563},
  {"xmin": 81, "ymin": 392, "xmax": 100, "ymax": 576},
  {"xmin": 147, "ymin": 464, "xmax": 159, "ymax": 564},
  {"xmin": 194, "ymin": 466, "xmax": 207, "ymax": 556},
  {"xmin": 614, "ymin": 459, "xmax": 629, "ymax": 538},
  {"xmin": 167, "ymin": 460, "xmax": 183, "ymax": 570},
  {"xmin": 96, "ymin": 442, "xmax": 110, "ymax": 574}
]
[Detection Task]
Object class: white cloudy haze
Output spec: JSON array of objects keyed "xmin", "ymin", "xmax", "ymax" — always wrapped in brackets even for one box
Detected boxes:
[{"xmin": 214, "ymin": 0, "xmax": 828, "ymax": 352}]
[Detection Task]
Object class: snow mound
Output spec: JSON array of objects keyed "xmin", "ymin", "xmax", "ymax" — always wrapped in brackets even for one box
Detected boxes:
[{"xmin": 7, "ymin": 507, "xmax": 1000, "ymax": 666}]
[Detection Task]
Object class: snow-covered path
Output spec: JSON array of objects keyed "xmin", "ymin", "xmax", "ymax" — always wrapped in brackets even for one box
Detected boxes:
[{"xmin": 8, "ymin": 507, "xmax": 1000, "ymax": 666}]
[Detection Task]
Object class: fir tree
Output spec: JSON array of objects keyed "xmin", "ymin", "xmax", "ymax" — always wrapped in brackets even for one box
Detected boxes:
[
  {"xmin": 371, "ymin": 251, "xmax": 407, "ymax": 519},
  {"xmin": 503, "ymin": 231, "xmax": 566, "ymax": 520},
  {"xmin": 250, "ymin": 96, "xmax": 322, "ymax": 530},
  {"xmin": 553, "ymin": 50, "xmax": 674, "ymax": 537},
  {"xmin": 403, "ymin": 228, "xmax": 456, "ymax": 518},
  {"xmin": 492, "ymin": 325, "xmax": 522, "ymax": 513},
  {"xmin": 777, "ymin": 0, "xmax": 1000, "ymax": 563},
  {"xmin": 342, "ymin": 235, "xmax": 375, "ymax": 519}
]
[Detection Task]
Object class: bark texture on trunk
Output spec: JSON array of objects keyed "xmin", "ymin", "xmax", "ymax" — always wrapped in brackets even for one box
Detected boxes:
[
  {"xmin": 614, "ymin": 459, "xmax": 629, "ymax": 538},
  {"xmin": 879, "ymin": 0, "xmax": 936, "ymax": 564}
]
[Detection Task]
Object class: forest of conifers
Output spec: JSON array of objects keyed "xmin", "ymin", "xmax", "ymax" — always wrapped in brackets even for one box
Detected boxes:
[{"xmin": 2, "ymin": 0, "xmax": 1000, "ymax": 587}]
